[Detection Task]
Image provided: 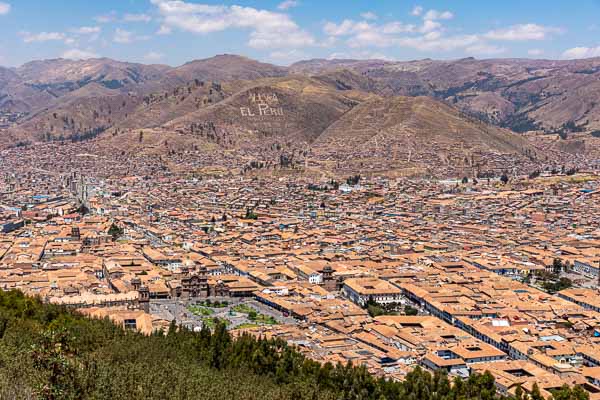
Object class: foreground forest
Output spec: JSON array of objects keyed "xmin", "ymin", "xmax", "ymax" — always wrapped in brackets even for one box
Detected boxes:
[{"xmin": 0, "ymin": 290, "xmax": 590, "ymax": 400}]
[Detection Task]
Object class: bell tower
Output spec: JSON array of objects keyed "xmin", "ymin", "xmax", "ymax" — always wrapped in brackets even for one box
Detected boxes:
[
  {"xmin": 138, "ymin": 284, "xmax": 150, "ymax": 313},
  {"xmin": 321, "ymin": 265, "xmax": 336, "ymax": 291},
  {"xmin": 198, "ymin": 264, "xmax": 209, "ymax": 298}
]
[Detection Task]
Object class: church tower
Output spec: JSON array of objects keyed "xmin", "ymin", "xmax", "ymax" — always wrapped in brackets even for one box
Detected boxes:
[
  {"xmin": 198, "ymin": 264, "xmax": 209, "ymax": 298},
  {"xmin": 321, "ymin": 265, "xmax": 336, "ymax": 291},
  {"xmin": 138, "ymin": 284, "xmax": 150, "ymax": 313}
]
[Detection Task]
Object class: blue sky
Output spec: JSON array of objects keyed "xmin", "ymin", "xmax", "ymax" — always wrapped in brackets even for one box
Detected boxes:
[{"xmin": 1, "ymin": 0, "xmax": 600, "ymax": 67}]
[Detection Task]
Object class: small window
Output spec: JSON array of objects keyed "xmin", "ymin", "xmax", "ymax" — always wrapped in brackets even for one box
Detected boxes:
[{"xmin": 124, "ymin": 319, "xmax": 137, "ymax": 330}]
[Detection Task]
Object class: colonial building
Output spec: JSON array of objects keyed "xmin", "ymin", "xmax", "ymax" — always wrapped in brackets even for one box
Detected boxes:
[{"xmin": 342, "ymin": 277, "xmax": 403, "ymax": 306}]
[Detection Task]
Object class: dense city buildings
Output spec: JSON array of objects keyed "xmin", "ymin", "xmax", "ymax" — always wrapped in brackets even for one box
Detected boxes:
[
  {"xmin": 3, "ymin": 0, "xmax": 600, "ymax": 397},
  {"xmin": 2, "ymin": 138, "xmax": 600, "ymax": 398}
]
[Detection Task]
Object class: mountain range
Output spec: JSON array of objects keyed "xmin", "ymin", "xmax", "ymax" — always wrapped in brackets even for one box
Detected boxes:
[{"xmin": 1, "ymin": 54, "xmax": 599, "ymax": 177}]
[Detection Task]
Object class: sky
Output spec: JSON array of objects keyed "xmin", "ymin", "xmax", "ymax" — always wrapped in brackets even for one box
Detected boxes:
[{"xmin": 1, "ymin": 0, "xmax": 600, "ymax": 67}]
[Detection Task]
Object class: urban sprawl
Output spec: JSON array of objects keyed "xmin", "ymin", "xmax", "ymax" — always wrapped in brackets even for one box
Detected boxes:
[{"xmin": 2, "ymin": 143, "xmax": 600, "ymax": 399}]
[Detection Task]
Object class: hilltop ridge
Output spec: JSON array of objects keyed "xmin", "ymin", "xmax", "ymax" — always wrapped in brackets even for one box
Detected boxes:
[{"xmin": 2, "ymin": 54, "xmax": 599, "ymax": 176}]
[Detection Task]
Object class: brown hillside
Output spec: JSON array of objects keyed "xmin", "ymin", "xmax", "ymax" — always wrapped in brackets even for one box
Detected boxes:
[
  {"xmin": 312, "ymin": 96, "xmax": 542, "ymax": 177},
  {"xmin": 161, "ymin": 75, "xmax": 376, "ymax": 153}
]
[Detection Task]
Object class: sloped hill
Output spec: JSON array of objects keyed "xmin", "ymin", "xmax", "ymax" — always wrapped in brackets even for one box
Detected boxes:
[
  {"xmin": 17, "ymin": 58, "xmax": 169, "ymax": 90},
  {"xmin": 2, "ymin": 54, "xmax": 577, "ymax": 176},
  {"xmin": 118, "ymin": 79, "xmax": 232, "ymax": 130},
  {"xmin": 313, "ymin": 69, "xmax": 381, "ymax": 94},
  {"xmin": 0, "ymin": 55, "xmax": 289, "ymax": 142},
  {"xmin": 291, "ymin": 57, "xmax": 600, "ymax": 134},
  {"xmin": 0, "ymin": 66, "xmax": 19, "ymax": 90},
  {"xmin": 0, "ymin": 82, "xmax": 56, "ymax": 113},
  {"xmin": 162, "ymin": 75, "xmax": 376, "ymax": 152},
  {"xmin": 168, "ymin": 54, "xmax": 288, "ymax": 83},
  {"xmin": 0, "ymin": 58, "xmax": 173, "ymax": 120},
  {"xmin": 312, "ymin": 96, "xmax": 542, "ymax": 177},
  {"xmin": 6, "ymin": 83, "xmax": 140, "ymax": 141},
  {"xmin": 5, "ymin": 54, "xmax": 600, "ymax": 150},
  {"xmin": 0, "ymin": 66, "xmax": 55, "ymax": 113}
]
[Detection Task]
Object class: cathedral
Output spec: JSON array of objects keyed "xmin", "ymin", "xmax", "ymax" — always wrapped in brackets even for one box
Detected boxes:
[{"xmin": 170, "ymin": 263, "xmax": 230, "ymax": 299}]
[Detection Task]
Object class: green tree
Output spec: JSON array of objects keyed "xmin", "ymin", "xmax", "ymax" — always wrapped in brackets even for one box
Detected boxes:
[
  {"xmin": 552, "ymin": 258, "xmax": 564, "ymax": 274},
  {"xmin": 531, "ymin": 383, "xmax": 544, "ymax": 400},
  {"xmin": 0, "ymin": 289, "xmax": 588, "ymax": 400},
  {"xmin": 107, "ymin": 223, "xmax": 124, "ymax": 241},
  {"xmin": 30, "ymin": 329, "xmax": 79, "ymax": 400},
  {"xmin": 405, "ymin": 305, "xmax": 419, "ymax": 316}
]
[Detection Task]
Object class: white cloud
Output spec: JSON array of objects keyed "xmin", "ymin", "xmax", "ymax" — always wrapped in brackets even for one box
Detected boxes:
[
  {"xmin": 61, "ymin": 48, "xmax": 99, "ymax": 60},
  {"xmin": 322, "ymin": 11, "xmax": 565, "ymax": 59},
  {"xmin": 360, "ymin": 12, "xmax": 377, "ymax": 20},
  {"xmin": 327, "ymin": 50, "xmax": 393, "ymax": 61},
  {"xmin": 114, "ymin": 28, "xmax": 134, "ymax": 43},
  {"xmin": 324, "ymin": 20, "xmax": 393, "ymax": 48},
  {"xmin": 323, "ymin": 17, "xmax": 483, "ymax": 53},
  {"xmin": 143, "ymin": 51, "xmax": 165, "ymax": 61},
  {"xmin": 324, "ymin": 20, "xmax": 361, "ymax": 36},
  {"xmin": 349, "ymin": 31, "xmax": 393, "ymax": 48},
  {"xmin": 423, "ymin": 9, "xmax": 453, "ymax": 21},
  {"xmin": 561, "ymin": 46, "xmax": 600, "ymax": 59},
  {"xmin": 71, "ymin": 26, "xmax": 101, "ymax": 35},
  {"xmin": 423, "ymin": 31, "xmax": 441, "ymax": 41},
  {"xmin": 324, "ymin": 14, "xmax": 484, "ymax": 52},
  {"xmin": 124, "ymin": 13, "xmax": 152, "ymax": 22},
  {"xmin": 269, "ymin": 49, "xmax": 307, "ymax": 63},
  {"xmin": 249, "ymin": 26, "xmax": 314, "ymax": 49},
  {"xmin": 484, "ymin": 24, "xmax": 562, "ymax": 41},
  {"xmin": 466, "ymin": 43, "xmax": 506, "ymax": 56},
  {"xmin": 396, "ymin": 34, "xmax": 480, "ymax": 52},
  {"xmin": 325, "ymin": 20, "xmax": 414, "ymax": 37},
  {"xmin": 157, "ymin": 25, "xmax": 172, "ymax": 35},
  {"xmin": 319, "ymin": 36, "xmax": 337, "ymax": 48},
  {"xmin": 382, "ymin": 22, "xmax": 416, "ymax": 34},
  {"xmin": 0, "ymin": 2, "xmax": 10, "ymax": 15},
  {"xmin": 277, "ymin": 0, "xmax": 298, "ymax": 10},
  {"xmin": 94, "ymin": 12, "xmax": 117, "ymax": 24},
  {"xmin": 21, "ymin": 31, "xmax": 67, "ymax": 43},
  {"xmin": 528, "ymin": 48, "xmax": 544, "ymax": 56},
  {"xmin": 420, "ymin": 19, "xmax": 441, "ymax": 33},
  {"xmin": 411, "ymin": 6, "xmax": 423, "ymax": 16},
  {"xmin": 20, "ymin": 28, "xmax": 100, "ymax": 45},
  {"xmin": 151, "ymin": 0, "xmax": 315, "ymax": 49}
]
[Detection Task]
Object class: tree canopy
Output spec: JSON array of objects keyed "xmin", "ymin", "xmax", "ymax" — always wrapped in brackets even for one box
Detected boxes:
[{"xmin": 0, "ymin": 290, "xmax": 589, "ymax": 400}]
